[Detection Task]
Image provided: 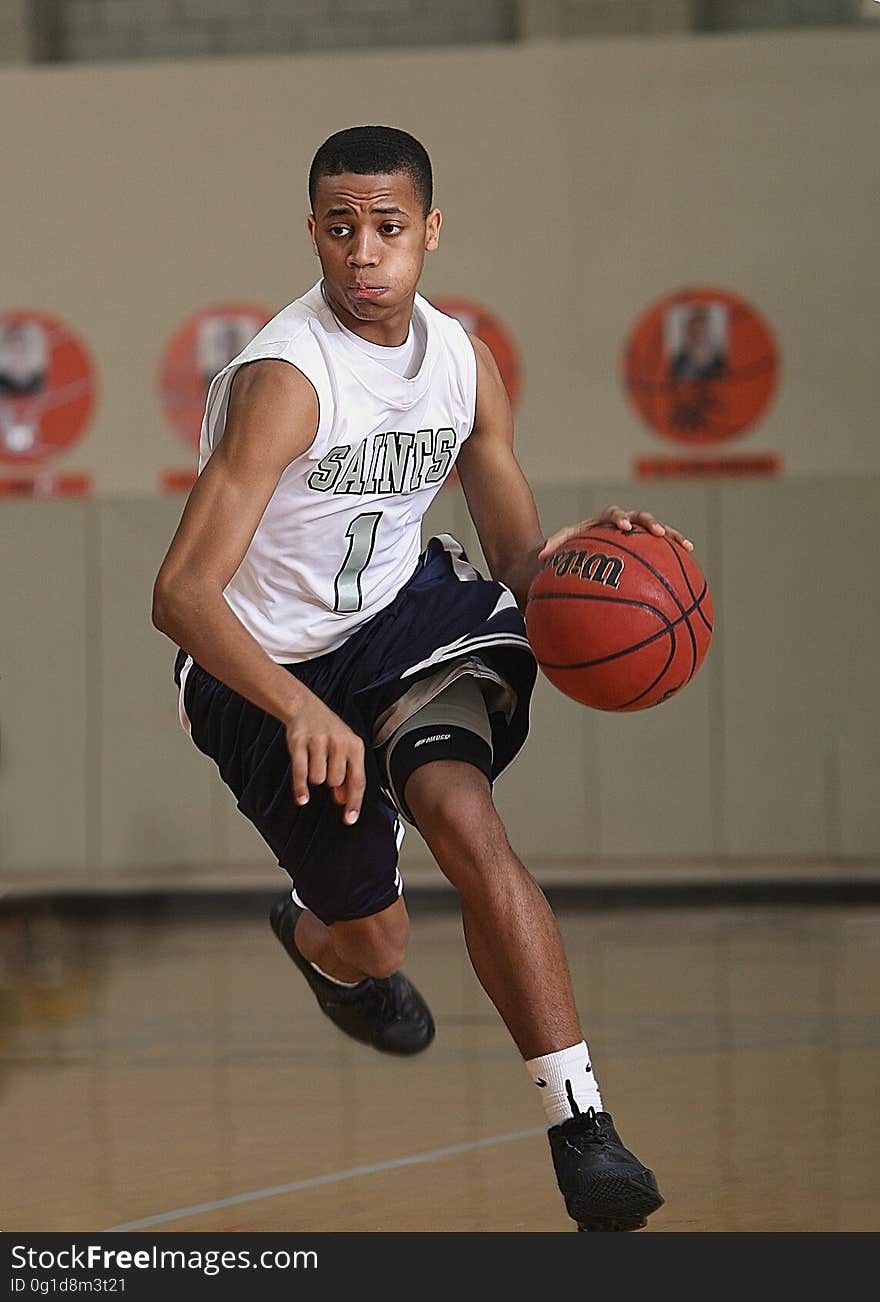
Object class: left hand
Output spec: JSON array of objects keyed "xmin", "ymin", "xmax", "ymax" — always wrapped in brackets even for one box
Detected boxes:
[{"xmin": 539, "ymin": 504, "xmax": 694, "ymax": 561}]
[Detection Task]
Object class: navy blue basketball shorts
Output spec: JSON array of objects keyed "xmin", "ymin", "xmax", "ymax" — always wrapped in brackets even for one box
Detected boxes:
[{"xmin": 173, "ymin": 534, "xmax": 537, "ymax": 926}]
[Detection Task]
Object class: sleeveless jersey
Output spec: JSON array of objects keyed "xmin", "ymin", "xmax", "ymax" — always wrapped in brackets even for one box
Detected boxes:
[{"xmin": 198, "ymin": 281, "xmax": 477, "ymax": 663}]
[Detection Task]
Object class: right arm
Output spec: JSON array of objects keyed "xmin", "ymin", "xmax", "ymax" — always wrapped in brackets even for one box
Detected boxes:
[{"xmin": 151, "ymin": 359, "xmax": 365, "ymax": 824}]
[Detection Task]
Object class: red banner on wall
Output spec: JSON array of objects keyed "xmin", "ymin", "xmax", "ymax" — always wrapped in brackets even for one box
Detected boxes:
[
  {"xmin": 0, "ymin": 310, "xmax": 97, "ymax": 467},
  {"xmin": 158, "ymin": 303, "xmax": 273, "ymax": 452},
  {"xmin": 623, "ymin": 286, "xmax": 781, "ymax": 478},
  {"xmin": 0, "ymin": 472, "xmax": 92, "ymax": 498},
  {"xmin": 622, "ymin": 287, "xmax": 779, "ymax": 445},
  {"xmin": 432, "ymin": 297, "xmax": 522, "ymax": 411}
]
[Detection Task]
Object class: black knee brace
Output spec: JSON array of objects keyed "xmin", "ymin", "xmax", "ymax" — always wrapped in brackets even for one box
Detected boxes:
[{"xmin": 384, "ymin": 723, "xmax": 493, "ymax": 825}]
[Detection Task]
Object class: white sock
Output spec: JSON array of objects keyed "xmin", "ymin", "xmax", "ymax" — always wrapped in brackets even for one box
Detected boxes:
[
  {"xmin": 525, "ymin": 1040, "xmax": 603, "ymax": 1126},
  {"xmin": 309, "ymin": 960, "xmax": 363, "ymax": 989}
]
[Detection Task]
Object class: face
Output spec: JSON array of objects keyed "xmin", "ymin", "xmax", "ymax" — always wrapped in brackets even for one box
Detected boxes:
[
  {"xmin": 308, "ymin": 171, "xmax": 441, "ymax": 344},
  {"xmin": 686, "ymin": 315, "xmax": 708, "ymax": 346}
]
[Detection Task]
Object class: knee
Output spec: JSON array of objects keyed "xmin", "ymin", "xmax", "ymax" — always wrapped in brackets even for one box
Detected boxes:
[
  {"xmin": 332, "ymin": 908, "xmax": 409, "ymax": 979},
  {"xmin": 406, "ymin": 763, "xmax": 509, "ymax": 868}
]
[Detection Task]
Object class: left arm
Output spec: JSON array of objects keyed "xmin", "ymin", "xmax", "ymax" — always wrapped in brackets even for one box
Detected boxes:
[
  {"xmin": 455, "ymin": 335, "xmax": 545, "ymax": 611},
  {"xmin": 457, "ymin": 335, "xmax": 695, "ymax": 611}
]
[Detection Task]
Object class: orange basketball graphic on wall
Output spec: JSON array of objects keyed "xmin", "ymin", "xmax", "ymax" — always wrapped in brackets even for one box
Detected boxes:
[
  {"xmin": 0, "ymin": 310, "xmax": 97, "ymax": 465},
  {"xmin": 622, "ymin": 287, "xmax": 779, "ymax": 445},
  {"xmin": 158, "ymin": 303, "xmax": 273, "ymax": 451},
  {"xmin": 432, "ymin": 297, "xmax": 522, "ymax": 410}
]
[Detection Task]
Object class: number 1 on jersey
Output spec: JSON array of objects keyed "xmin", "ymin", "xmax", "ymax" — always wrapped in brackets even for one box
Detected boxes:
[{"xmin": 334, "ymin": 512, "xmax": 382, "ymax": 613}]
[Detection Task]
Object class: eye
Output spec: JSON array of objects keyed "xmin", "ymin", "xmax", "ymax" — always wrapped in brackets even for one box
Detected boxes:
[
  {"xmin": 328, "ymin": 225, "xmax": 351, "ymax": 237},
  {"xmin": 380, "ymin": 223, "xmax": 403, "ymax": 235}
]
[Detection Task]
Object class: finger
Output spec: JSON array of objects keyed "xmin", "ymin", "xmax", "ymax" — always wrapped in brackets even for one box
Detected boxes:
[
  {"xmin": 325, "ymin": 740, "xmax": 348, "ymax": 791},
  {"xmin": 290, "ymin": 739, "xmax": 310, "ymax": 806},
  {"xmin": 630, "ymin": 511, "xmax": 665, "ymax": 536},
  {"xmin": 597, "ymin": 505, "xmax": 633, "ymax": 532},
  {"xmin": 307, "ymin": 742, "xmax": 328, "ymax": 788},
  {"xmin": 539, "ymin": 519, "xmax": 599, "ymax": 559},
  {"xmin": 340, "ymin": 748, "xmax": 366, "ymax": 825},
  {"xmin": 665, "ymin": 527, "xmax": 695, "ymax": 552}
]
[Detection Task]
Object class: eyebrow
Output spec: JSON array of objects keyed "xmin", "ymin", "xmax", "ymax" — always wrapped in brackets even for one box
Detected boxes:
[{"xmin": 323, "ymin": 205, "xmax": 409, "ymax": 218}]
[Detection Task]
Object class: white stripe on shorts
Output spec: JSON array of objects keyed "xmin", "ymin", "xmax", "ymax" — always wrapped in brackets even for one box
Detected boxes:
[{"xmin": 177, "ymin": 654, "xmax": 194, "ymax": 736}]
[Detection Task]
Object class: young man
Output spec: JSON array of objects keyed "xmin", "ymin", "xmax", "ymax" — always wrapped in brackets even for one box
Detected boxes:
[{"xmin": 152, "ymin": 125, "xmax": 693, "ymax": 1232}]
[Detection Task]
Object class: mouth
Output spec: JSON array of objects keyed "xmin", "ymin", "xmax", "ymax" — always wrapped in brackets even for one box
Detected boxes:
[{"xmin": 350, "ymin": 285, "xmax": 388, "ymax": 300}]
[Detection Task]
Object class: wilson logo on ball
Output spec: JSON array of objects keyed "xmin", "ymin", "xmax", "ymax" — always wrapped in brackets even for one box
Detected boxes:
[{"xmin": 546, "ymin": 548, "xmax": 624, "ymax": 589}]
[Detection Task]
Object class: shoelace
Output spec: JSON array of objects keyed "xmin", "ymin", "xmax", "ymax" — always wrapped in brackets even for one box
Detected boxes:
[
  {"xmin": 368, "ymin": 976, "xmax": 407, "ymax": 1023},
  {"xmin": 561, "ymin": 1107, "xmax": 612, "ymax": 1155}
]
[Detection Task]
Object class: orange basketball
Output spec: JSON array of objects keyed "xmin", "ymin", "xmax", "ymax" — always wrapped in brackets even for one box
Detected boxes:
[{"xmin": 525, "ymin": 526, "xmax": 713, "ymax": 712}]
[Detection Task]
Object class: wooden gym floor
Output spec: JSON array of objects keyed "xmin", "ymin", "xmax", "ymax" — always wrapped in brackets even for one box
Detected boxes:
[{"xmin": 2, "ymin": 887, "xmax": 878, "ymax": 1233}]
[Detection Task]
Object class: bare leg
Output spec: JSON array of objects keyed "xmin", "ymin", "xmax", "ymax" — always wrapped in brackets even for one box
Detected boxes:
[
  {"xmin": 405, "ymin": 760, "xmax": 582, "ymax": 1059},
  {"xmin": 271, "ymin": 887, "xmax": 432, "ymax": 1056},
  {"xmin": 294, "ymin": 896, "xmax": 410, "ymax": 983}
]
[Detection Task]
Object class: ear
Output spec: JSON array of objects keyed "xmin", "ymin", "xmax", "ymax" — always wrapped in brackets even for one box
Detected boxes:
[
  {"xmin": 306, "ymin": 214, "xmax": 320, "ymax": 258},
  {"xmin": 425, "ymin": 208, "xmax": 442, "ymax": 253}
]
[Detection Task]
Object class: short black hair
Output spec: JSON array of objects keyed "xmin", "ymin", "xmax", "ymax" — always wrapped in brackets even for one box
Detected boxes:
[{"xmin": 308, "ymin": 126, "xmax": 433, "ymax": 216}]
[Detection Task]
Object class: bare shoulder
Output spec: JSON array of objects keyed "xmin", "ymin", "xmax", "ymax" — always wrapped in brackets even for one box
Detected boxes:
[
  {"xmin": 466, "ymin": 331, "xmax": 511, "ymax": 430},
  {"xmin": 228, "ymin": 357, "xmax": 318, "ymax": 416},
  {"xmin": 467, "ymin": 331, "xmax": 499, "ymax": 374},
  {"xmin": 223, "ymin": 358, "xmax": 320, "ymax": 464}
]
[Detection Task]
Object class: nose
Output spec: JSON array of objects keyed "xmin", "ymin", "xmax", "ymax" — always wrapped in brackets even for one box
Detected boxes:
[{"xmin": 347, "ymin": 228, "xmax": 380, "ymax": 269}]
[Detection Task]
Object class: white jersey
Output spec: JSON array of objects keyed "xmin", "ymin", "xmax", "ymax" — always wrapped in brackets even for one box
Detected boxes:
[{"xmin": 198, "ymin": 281, "xmax": 478, "ymax": 663}]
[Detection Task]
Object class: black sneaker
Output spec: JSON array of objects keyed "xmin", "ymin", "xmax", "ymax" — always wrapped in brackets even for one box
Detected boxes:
[
  {"xmin": 269, "ymin": 895, "xmax": 435, "ymax": 1056},
  {"xmin": 548, "ymin": 1106, "xmax": 664, "ymax": 1231}
]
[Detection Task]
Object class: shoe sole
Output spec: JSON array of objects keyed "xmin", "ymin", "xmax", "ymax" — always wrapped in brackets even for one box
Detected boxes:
[{"xmin": 569, "ymin": 1173, "xmax": 664, "ymax": 1232}]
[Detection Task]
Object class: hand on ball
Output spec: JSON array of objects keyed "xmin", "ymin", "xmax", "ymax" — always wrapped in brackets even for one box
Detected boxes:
[{"xmin": 539, "ymin": 506, "xmax": 694, "ymax": 561}]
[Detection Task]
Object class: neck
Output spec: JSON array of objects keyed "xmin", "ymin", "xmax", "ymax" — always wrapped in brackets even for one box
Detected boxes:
[{"xmin": 321, "ymin": 283, "xmax": 415, "ymax": 347}]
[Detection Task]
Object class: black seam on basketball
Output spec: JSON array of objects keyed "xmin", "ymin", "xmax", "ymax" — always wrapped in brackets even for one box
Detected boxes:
[
  {"xmin": 661, "ymin": 536, "xmax": 714, "ymax": 637},
  {"xmin": 572, "ymin": 531, "xmax": 689, "ymax": 617},
  {"xmin": 661, "ymin": 539, "xmax": 713, "ymax": 635},
  {"xmin": 621, "ymin": 621, "xmax": 677, "ymax": 708},
  {"xmin": 523, "ymin": 583, "xmax": 708, "ymax": 697},
  {"xmin": 527, "ymin": 591, "xmax": 672, "ymax": 622},
  {"xmin": 529, "ymin": 590, "xmax": 705, "ymax": 672},
  {"xmin": 541, "ymin": 617, "xmax": 679, "ymax": 711},
  {"xmin": 568, "ymin": 529, "xmax": 701, "ymax": 680},
  {"xmin": 661, "ymin": 536, "xmax": 697, "ymax": 601}
]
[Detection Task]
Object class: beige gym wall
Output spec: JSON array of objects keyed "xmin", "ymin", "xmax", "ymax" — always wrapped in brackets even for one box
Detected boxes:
[
  {"xmin": 0, "ymin": 28, "xmax": 877, "ymax": 488},
  {"xmin": 1, "ymin": 28, "xmax": 878, "ymax": 882}
]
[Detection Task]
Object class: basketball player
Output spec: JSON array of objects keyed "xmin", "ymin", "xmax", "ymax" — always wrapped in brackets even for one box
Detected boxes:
[{"xmin": 152, "ymin": 126, "xmax": 693, "ymax": 1232}]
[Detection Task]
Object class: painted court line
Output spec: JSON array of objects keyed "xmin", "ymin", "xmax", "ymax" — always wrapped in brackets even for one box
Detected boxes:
[{"xmin": 106, "ymin": 1126, "xmax": 546, "ymax": 1231}]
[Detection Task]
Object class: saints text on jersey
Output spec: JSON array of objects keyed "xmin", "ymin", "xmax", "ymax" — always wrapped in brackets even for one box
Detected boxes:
[{"xmin": 307, "ymin": 428, "xmax": 457, "ymax": 495}]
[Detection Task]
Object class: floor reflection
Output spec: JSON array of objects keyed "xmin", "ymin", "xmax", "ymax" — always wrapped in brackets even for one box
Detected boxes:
[{"xmin": 2, "ymin": 894, "xmax": 878, "ymax": 1232}]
